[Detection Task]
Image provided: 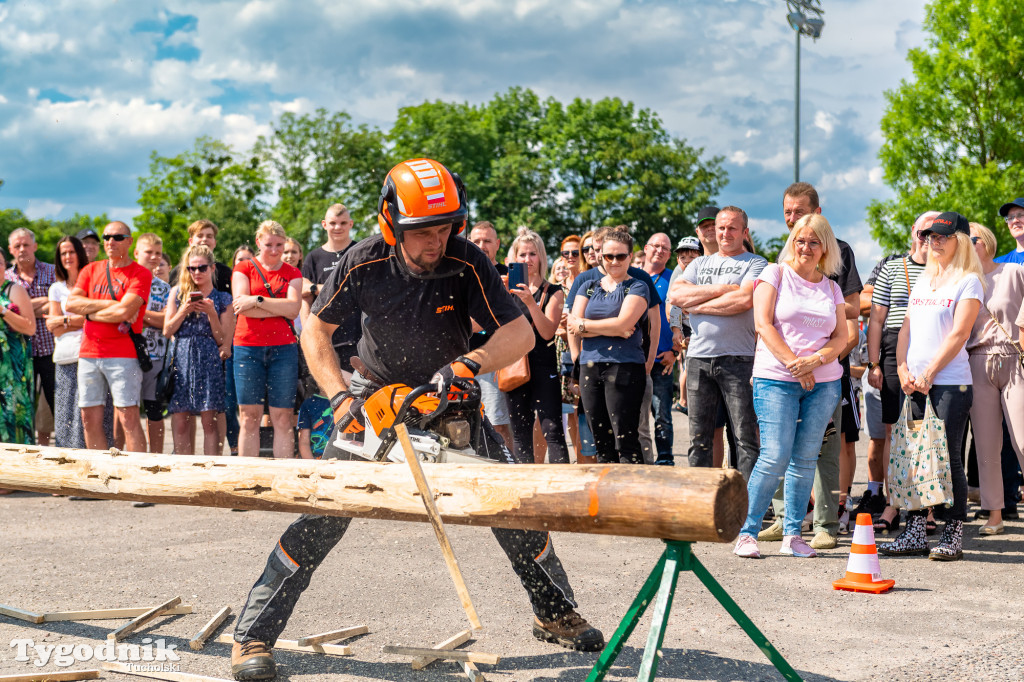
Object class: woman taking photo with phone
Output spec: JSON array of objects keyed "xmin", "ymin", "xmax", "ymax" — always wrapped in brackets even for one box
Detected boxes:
[
  {"xmin": 567, "ymin": 229, "xmax": 649, "ymax": 464},
  {"xmin": 232, "ymin": 221, "xmax": 302, "ymax": 459},
  {"xmin": 505, "ymin": 227, "xmax": 568, "ymax": 464},
  {"xmin": 881, "ymin": 212, "xmax": 983, "ymax": 561},
  {"xmin": 164, "ymin": 245, "xmax": 234, "ymax": 455}
]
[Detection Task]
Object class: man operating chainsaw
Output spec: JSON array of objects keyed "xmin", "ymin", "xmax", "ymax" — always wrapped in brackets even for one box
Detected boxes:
[{"xmin": 229, "ymin": 158, "xmax": 605, "ymax": 681}]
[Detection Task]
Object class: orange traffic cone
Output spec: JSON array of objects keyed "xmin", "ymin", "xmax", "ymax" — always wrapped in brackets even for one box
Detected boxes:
[{"xmin": 832, "ymin": 513, "xmax": 895, "ymax": 594}]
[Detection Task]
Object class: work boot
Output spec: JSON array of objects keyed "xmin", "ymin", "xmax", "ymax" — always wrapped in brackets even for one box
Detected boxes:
[
  {"xmin": 231, "ymin": 640, "xmax": 276, "ymax": 681},
  {"xmin": 533, "ymin": 610, "xmax": 604, "ymax": 652}
]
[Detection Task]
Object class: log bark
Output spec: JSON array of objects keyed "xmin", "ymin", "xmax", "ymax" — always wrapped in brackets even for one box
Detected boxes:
[{"xmin": 0, "ymin": 445, "xmax": 746, "ymax": 542}]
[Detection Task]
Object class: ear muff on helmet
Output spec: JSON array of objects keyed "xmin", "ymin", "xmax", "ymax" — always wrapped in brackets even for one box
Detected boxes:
[{"xmin": 376, "ymin": 159, "xmax": 469, "ymax": 246}]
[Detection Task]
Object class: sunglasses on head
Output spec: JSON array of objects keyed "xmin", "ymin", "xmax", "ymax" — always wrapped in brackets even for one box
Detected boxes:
[
  {"xmin": 186, "ymin": 264, "xmax": 210, "ymax": 273},
  {"xmin": 561, "ymin": 249, "xmax": 580, "ymax": 258},
  {"xmin": 602, "ymin": 252, "xmax": 630, "ymax": 263},
  {"xmin": 102, "ymin": 233, "xmax": 129, "ymax": 242}
]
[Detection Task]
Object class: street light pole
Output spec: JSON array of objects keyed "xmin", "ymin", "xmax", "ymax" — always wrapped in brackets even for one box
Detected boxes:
[{"xmin": 786, "ymin": 1, "xmax": 824, "ymax": 186}]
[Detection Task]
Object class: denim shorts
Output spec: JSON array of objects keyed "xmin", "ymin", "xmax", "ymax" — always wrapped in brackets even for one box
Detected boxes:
[
  {"xmin": 78, "ymin": 357, "xmax": 142, "ymax": 408},
  {"xmin": 233, "ymin": 344, "xmax": 298, "ymax": 409}
]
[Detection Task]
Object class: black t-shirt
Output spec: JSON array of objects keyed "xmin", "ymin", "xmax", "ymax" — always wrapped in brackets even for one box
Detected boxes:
[
  {"xmin": 312, "ymin": 235, "xmax": 523, "ymax": 386},
  {"xmin": 469, "ymin": 261, "xmax": 507, "ymax": 351},
  {"xmin": 303, "ymin": 243, "xmax": 360, "ymax": 355},
  {"xmin": 169, "ymin": 261, "xmax": 233, "ymax": 294},
  {"xmin": 830, "ymin": 239, "xmax": 863, "ymax": 379}
]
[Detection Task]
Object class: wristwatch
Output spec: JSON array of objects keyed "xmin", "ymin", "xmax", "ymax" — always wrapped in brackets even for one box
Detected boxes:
[
  {"xmin": 867, "ymin": 361, "xmax": 877, "ymax": 371},
  {"xmin": 578, "ymin": 320, "xmax": 586, "ymax": 333},
  {"xmin": 256, "ymin": 295, "xmax": 264, "ymax": 308}
]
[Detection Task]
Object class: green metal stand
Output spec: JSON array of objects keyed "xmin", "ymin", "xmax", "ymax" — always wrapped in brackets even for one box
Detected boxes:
[{"xmin": 586, "ymin": 540, "xmax": 802, "ymax": 682}]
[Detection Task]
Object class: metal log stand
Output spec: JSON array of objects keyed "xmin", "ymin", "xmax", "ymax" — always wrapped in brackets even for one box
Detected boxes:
[{"xmin": 587, "ymin": 540, "xmax": 801, "ymax": 682}]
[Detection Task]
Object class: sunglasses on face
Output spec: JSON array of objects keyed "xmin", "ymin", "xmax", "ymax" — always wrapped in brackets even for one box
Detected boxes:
[
  {"xmin": 561, "ymin": 249, "xmax": 580, "ymax": 258},
  {"xmin": 582, "ymin": 245, "xmax": 594, "ymax": 253},
  {"xmin": 102, "ymin": 234, "xmax": 129, "ymax": 242},
  {"xmin": 602, "ymin": 252, "xmax": 630, "ymax": 263},
  {"xmin": 186, "ymin": 264, "xmax": 210, "ymax": 273}
]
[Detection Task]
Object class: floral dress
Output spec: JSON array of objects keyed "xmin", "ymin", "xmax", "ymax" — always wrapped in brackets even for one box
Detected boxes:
[
  {"xmin": 0, "ymin": 281, "xmax": 34, "ymax": 444},
  {"xmin": 167, "ymin": 289, "xmax": 232, "ymax": 414}
]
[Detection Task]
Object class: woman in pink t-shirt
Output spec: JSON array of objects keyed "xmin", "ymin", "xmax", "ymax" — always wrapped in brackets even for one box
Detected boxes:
[{"xmin": 734, "ymin": 214, "xmax": 847, "ymax": 560}]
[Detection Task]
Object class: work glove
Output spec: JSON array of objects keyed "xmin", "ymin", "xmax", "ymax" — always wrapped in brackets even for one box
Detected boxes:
[
  {"xmin": 430, "ymin": 355, "xmax": 481, "ymax": 397},
  {"xmin": 330, "ymin": 391, "xmax": 365, "ymax": 434}
]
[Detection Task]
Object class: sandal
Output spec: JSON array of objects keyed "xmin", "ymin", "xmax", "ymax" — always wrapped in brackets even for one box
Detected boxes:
[
  {"xmin": 673, "ymin": 402, "xmax": 688, "ymax": 415},
  {"xmin": 873, "ymin": 511, "xmax": 901, "ymax": 534}
]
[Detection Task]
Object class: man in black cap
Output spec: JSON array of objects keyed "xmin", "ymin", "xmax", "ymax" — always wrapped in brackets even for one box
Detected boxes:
[
  {"xmin": 995, "ymin": 197, "xmax": 1024, "ymax": 264},
  {"xmin": 76, "ymin": 229, "xmax": 101, "ymax": 262},
  {"xmin": 693, "ymin": 205, "xmax": 720, "ymax": 256}
]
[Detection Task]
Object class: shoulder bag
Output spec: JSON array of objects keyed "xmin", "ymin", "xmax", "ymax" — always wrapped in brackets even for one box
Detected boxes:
[
  {"xmin": 250, "ymin": 260, "xmax": 298, "ymax": 340},
  {"xmin": 886, "ymin": 397, "xmax": 954, "ymax": 510},
  {"xmin": 105, "ymin": 264, "xmax": 153, "ymax": 372}
]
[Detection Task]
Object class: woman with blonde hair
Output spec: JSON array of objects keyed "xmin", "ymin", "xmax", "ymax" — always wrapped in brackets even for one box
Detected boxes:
[
  {"xmin": 579, "ymin": 231, "xmax": 598, "ymax": 272},
  {"xmin": 881, "ymin": 212, "xmax": 983, "ymax": 560},
  {"xmin": 164, "ymin": 244, "xmax": 234, "ymax": 455},
  {"xmin": 232, "ymin": 221, "xmax": 302, "ymax": 458},
  {"xmin": 505, "ymin": 226, "xmax": 568, "ymax": 463},
  {"xmin": 964, "ymin": 221, "xmax": 1024, "ymax": 535},
  {"xmin": 734, "ymin": 214, "xmax": 846, "ymax": 558}
]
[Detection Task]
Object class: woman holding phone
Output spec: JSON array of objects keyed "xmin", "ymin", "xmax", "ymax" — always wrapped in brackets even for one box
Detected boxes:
[{"xmin": 164, "ymin": 245, "xmax": 234, "ymax": 455}]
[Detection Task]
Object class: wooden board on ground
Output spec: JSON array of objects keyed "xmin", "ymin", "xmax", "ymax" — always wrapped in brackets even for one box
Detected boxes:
[
  {"xmin": 43, "ymin": 606, "xmax": 193, "ymax": 622},
  {"xmin": 461, "ymin": 661, "xmax": 486, "ymax": 682},
  {"xmin": 410, "ymin": 629, "xmax": 472, "ymax": 670},
  {"xmin": 213, "ymin": 634, "xmax": 351, "ymax": 656},
  {"xmin": 107, "ymin": 597, "xmax": 181, "ymax": 642},
  {"xmin": 0, "ymin": 604, "xmax": 45, "ymax": 624},
  {"xmin": 295, "ymin": 624, "xmax": 367, "ymax": 647},
  {"xmin": 189, "ymin": 606, "xmax": 232, "ymax": 651},
  {"xmin": 0, "ymin": 670, "xmax": 100, "ymax": 682},
  {"xmin": 382, "ymin": 645, "xmax": 500, "ymax": 665},
  {"xmin": 101, "ymin": 662, "xmax": 232, "ymax": 682}
]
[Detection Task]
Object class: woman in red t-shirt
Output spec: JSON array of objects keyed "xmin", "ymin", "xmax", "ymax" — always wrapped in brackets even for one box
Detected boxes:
[{"xmin": 232, "ymin": 221, "xmax": 302, "ymax": 458}]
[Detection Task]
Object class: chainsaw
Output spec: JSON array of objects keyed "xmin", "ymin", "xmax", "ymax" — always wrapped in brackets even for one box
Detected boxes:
[{"xmin": 331, "ymin": 377, "xmax": 497, "ymax": 465}]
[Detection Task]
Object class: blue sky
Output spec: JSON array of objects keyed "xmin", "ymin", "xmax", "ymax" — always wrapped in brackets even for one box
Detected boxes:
[{"xmin": 0, "ymin": 0, "xmax": 930, "ymax": 272}]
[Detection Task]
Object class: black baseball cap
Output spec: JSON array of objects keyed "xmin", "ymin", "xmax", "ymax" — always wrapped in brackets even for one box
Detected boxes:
[
  {"xmin": 921, "ymin": 211, "xmax": 970, "ymax": 237},
  {"xmin": 76, "ymin": 228, "xmax": 99, "ymax": 242},
  {"xmin": 696, "ymin": 206, "xmax": 719, "ymax": 226},
  {"xmin": 998, "ymin": 198, "xmax": 1024, "ymax": 217}
]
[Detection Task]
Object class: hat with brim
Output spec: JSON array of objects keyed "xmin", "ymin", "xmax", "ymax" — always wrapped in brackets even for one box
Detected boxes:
[
  {"xmin": 921, "ymin": 211, "xmax": 970, "ymax": 237},
  {"xmin": 998, "ymin": 198, "xmax": 1024, "ymax": 217},
  {"xmin": 696, "ymin": 205, "xmax": 719, "ymax": 227},
  {"xmin": 76, "ymin": 228, "xmax": 99, "ymax": 242},
  {"xmin": 675, "ymin": 236, "xmax": 703, "ymax": 254}
]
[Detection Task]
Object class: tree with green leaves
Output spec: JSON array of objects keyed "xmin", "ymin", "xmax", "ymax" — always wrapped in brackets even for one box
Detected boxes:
[
  {"xmin": 867, "ymin": 0, "xmax": 1024, "ymax": 256},
  {"xmin": 134, "ymin": 137, "xmax": 268, "ymax": 264},
  {"xmin": 256, "ymin": 109, "xmax": 391, "ymax": 249}
]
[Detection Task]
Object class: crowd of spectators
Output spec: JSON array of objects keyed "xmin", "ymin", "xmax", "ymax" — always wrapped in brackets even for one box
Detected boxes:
[{"xmin": 3, "ymin": 186, "xmax": 1022, "ymax": 561}]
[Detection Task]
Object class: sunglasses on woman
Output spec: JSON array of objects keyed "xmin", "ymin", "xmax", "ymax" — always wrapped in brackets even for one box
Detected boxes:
[
  {"xmin": 561, "ymin": 249, "xmax": 580, "ymax": 258},
  {"xmin": 186, "ymin": 264, "xmax": 210, "ymax": 273},
  {"xmin": 582, "ymin": 245, "xmax": 594, "ymax": 253},
  {"xmin": 602, "ymin": 252, "xmax": 630, "ymax": 262}
]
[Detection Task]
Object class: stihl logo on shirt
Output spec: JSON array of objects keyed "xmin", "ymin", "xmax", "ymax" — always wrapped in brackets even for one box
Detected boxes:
[{"xmin": 436, "ymin": 304, "xmax": 454, "ymax": 314}]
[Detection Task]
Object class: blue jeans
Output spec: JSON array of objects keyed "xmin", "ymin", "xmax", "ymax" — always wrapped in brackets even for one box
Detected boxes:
[
  {"xmin": 741, "ymin": 378, "xmax": 842, "ymax": 537},
  {"xmin": 650, "ymin": 366, "xmax": 675, "ymax": 462},
  {"xmin": 577, "ymin": 409, "xmax": 597, "ymax": 458},
  {"xmin": 233, "ymin": 344, "xmax": 298, "ymax": 409},
  {"xmin": 224, "ymin": 356, "xmax": 239, "ymax": 449}
]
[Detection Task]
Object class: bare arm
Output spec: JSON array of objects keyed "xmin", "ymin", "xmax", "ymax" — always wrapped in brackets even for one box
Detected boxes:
[
  {"xmin": 297, "ymin": 429, "xmax": 314, "ymax": 460},
  {"xmin": 688, "ymin": 280, "xmax": 756, "ymax": 316},
  {"xmin": 46, "ymin": 300, "xmax": 84, "ymax": 337},
  {"xmin": 3, "ymin": 285, "xmax": 36, "ymax": 336},
  {"xmin": 90, "ymin": 293, "xmax": 145, "ymax": 324},
  {"xmin": 30, "ymin": 296, "xmax": 48, "ymax": 316},
  {"xmin": 669, "ymin": 279, "xmax": 738, "ymax": 309},
  {"xmin": 866, "ymin": 303, "xmax": 889, "ymax": 389},
  {"xmin": 66, "ymin": 288, "xmax": 116, "ymax": 316},
  {"xmin": 844, "ymin": 292, "xmax": 860, "ymax": 320},
  {"xmin": 236, "ymin": 277, "xmax": 302, "ymax": 320},
  {"xmin": 646, "ymin": 304, "xmax": 660, "ymax": 372},
  {"xmin": 568, "ymin": 294, "xmax": 647, "ymax": 338},
  {"xmin": 466, "ymin": 315, "xmax": 535, "ymax": 374},
  {"xmin": 510, "ymin": 284, "xmax": 562, "ymax": 340}
]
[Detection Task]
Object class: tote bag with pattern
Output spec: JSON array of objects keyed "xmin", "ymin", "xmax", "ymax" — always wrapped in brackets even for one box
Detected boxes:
[{"xmin": 886, "ymin": 397, "xmax": 954, "ymax": 510}]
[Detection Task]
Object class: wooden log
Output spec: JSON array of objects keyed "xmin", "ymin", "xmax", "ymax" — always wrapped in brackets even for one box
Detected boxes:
[
  {"xmin": 410, "ymin": 629, "xmax": 472, "ymax": 670},
  {"xmin": 213, "ymin": 634, "xmax": 351, "ymax": 656},
  {"xmin": 295, "ymin": 624, "xmax": 367, "ymax": 647},
  {"xmin": 43, "ymin": 605, "xmax": 193, "ymax": 622},
  {"xmin": 0, "ymin": 671, "xmax": 100, "ymax": 682},
  {"xmin": 189, "ymin": 606, "xmax": 232, "ymax": 650},
  {"xmin": 0, "ymin": 604, "xmax": 45, "ymax": 624},
  {"xmin": 107, "ymin": 597, "xmax": 181, "ymax": 642},
  {"xmin": 0, "ymin": 444, "xmax": 747, "ymax": 542},
  {"xmin": 396, "ymin": 424, "xmax": 481, "ymax": 630},
  {"xmin": 101, "ymin": 662, "xmax": 231, "ymax": 682},
  {"xmin": 382, "ymin": 645, "xmax": 499, "ymax": 665}
]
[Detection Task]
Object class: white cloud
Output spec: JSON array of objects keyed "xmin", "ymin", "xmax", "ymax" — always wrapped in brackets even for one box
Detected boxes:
[
  {"xmin": 24, "ymin": 199, "xmax": 66, "ymax": 219},
  {"xmin": 813, "ymin": 110, "xmax": 836, "ymax": 137},
  {"xmin": 730, "ymin": 150, "xmax": 750, "ymax": 166}
]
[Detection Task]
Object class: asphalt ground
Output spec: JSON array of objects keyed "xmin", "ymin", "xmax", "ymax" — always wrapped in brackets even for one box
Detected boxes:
[{"xmin": 1, "ymin": 409, "xmax": 1023, "ymax": 681}]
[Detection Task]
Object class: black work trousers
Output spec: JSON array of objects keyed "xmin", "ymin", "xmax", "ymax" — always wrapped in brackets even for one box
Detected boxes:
[
  {"xmin": 507, "ymin": 359, "xmax": 569, "ymax": 464},
  {"xmin": 234, "ymin": 417, "xmax": 579, "ymax": 646},
  {"xmin": 579, "ymin": 361, "xmax": 646, "ymax": 464}
]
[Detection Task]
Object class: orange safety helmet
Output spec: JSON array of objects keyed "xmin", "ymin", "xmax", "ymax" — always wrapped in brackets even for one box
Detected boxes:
[{"xmin": 377, "ymin": 158, "xmax": 469, "ymax": 246}]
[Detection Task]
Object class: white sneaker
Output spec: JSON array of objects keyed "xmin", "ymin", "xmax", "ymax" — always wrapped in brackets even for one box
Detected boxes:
[
  {"xmin": 838, "ymin": 508, "xmax": 851, "ymax": 534},
  {"xmin": 733, "ymin": 534, "xmax": 761, "ymax": 559},
  {"xmin": 781, "ymin": 535, "xmax": 817, "ymax": 558}
]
